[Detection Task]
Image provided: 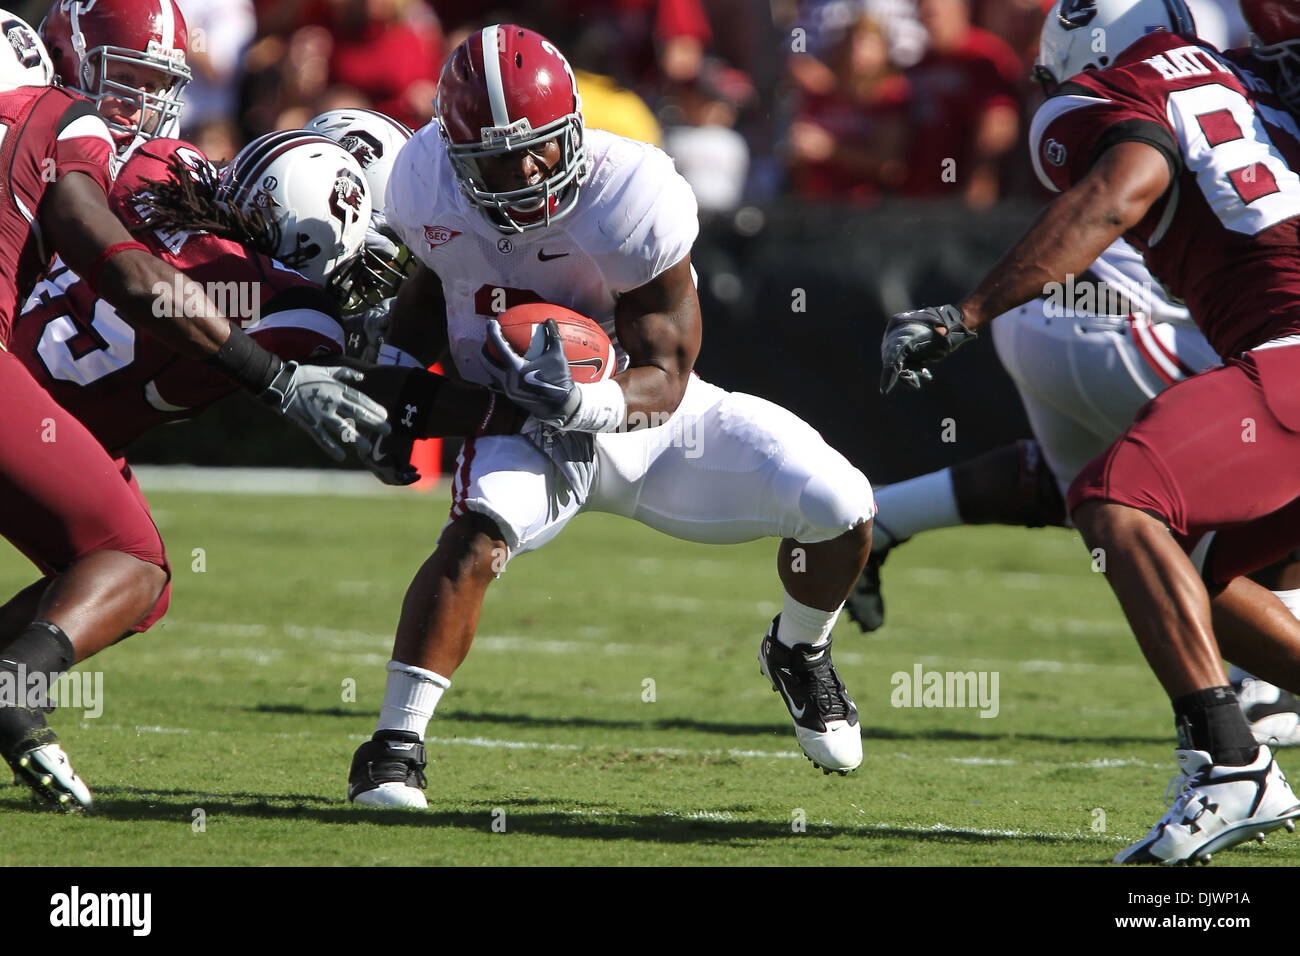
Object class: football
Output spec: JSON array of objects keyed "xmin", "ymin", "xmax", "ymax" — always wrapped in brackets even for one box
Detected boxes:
[{"xmin": 487, "ymin": 302, "xmax": 615, "ymax": 384}]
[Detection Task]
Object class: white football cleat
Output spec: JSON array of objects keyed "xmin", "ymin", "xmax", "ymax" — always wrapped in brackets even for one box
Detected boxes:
[
  {"xmin": 759, "ymin": 616, "xmax": 862, "ymax": 775},
  {"xmin": 1235, "ymin": 677, "xmax": 1300, "ymax": 747},
  {"xmin": 352, "ymin": 781, "xmax": 428, "ymax": 809},
  {"xmin": 11, "ymin": 742, "xmax": 93, "ymax": 812},
  {"xmin": 1114, "ymin": 746, "xmax": 1300, "ymax": 864},
  {"xmin": 347, "ymin": 730, "xmax": 429, "ymax": 809}
]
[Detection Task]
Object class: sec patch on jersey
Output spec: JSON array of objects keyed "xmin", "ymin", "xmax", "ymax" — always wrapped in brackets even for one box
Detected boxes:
[{"xmin": 487, "ymin": 302, "xmax": 615, "ymax": 383}]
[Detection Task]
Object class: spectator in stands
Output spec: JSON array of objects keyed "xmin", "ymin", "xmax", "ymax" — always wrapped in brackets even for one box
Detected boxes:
[
  {"xmin": 565, "ymin": 19, "xmax": 663, "ymax": 145},
  {"xmin": 971, "ymin": 0, "xmax": 1049, "ymax": 71},
  {"xmin": 901, "ymin": 0, "xmax": 1020, "ymax": 208},
  {"xmin": 662, "ymin": 61, "xmax": 752, "ymax": 212},
  {"xmin": 787, "ymin": 12, "xmax": 909, "ymax": 202},
  {"xmin": 321, "ymin": 0, "xmax": 442, "ymax": 130},
  {"xmin": 177, "ymin": 0, "xmax": 257, "ymax": 162},
  {"xmin": 241, "ymin": 0, "xmax": 442, "ymax": 140}
]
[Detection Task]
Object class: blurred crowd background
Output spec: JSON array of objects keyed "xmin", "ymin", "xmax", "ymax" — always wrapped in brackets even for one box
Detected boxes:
[{"xmin": 8, "ymin": 0, "xmax": 1256, "ymax": 211}]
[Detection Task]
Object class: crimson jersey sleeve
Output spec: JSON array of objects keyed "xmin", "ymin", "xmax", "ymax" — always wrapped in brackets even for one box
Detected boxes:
[
  {"xmin": 0, "ymin": 87, "xmax": 114, "ymax": 341},
  {"xmin": 1029, "ymin": 84, "xmax": 1181, "ymax": 195},
  {"xmin": 49, "ymin": 98, "xmax": 115, "ymax": 191}
]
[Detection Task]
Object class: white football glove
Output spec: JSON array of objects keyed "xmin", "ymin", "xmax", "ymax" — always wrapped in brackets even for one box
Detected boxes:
[
  {"xmin": 262, "ymin": 362, "xmax": 390, "ymax": 461},
  {"xmin": 341, "ymin": 296, "xmax": 394, "ymax": 363}
]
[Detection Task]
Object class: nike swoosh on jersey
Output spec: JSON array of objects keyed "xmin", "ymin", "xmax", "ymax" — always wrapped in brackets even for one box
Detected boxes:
[{"xmin": 537, "ymin": 249, "xmax": 570, "ymax": 262}]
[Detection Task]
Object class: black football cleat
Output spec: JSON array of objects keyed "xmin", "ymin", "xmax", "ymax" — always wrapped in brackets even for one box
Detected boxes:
[
  {"xmin": 348, "ymin": 730, "xmax": 428, "ymax": 808},
  {"xmin": 759, "ymin": 616, "xmax": 862, "ymax": 774}
]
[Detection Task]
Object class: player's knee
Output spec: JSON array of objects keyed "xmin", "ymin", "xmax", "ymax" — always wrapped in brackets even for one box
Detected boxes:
[
  {"xmin": 131, "ymin": 576, "xmax": 171, "ymax": 634},
  {"xmin": 439, "ymin": 512, "xmax": 509, "ymax": 583},
  {"xmin": 795, "ymin": 465, "xmax": 875, "ymax": 543}
]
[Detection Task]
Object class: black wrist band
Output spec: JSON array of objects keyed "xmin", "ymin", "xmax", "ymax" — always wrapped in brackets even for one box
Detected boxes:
[{"xmin": 207, "ymin": 323, "xmax": 283, "ymax": 395}]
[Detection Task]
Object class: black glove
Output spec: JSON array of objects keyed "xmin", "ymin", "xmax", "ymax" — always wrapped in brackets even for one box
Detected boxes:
[
  {"xmin": 363, "ymin": 430, "xmax": 419, "ymax": 486},
  {"xmin": 879, "ymin": 304, "xmax": 976, "ymax": 395},
  {"xmin": 481, "ymin": 318, "xmax": 581, "ymax": 428}
]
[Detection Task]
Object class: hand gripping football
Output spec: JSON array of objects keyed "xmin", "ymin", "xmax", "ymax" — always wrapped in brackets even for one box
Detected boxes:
[{"xmin": 485, "ymin": 302, "xmax": 615, "ymax": 384}]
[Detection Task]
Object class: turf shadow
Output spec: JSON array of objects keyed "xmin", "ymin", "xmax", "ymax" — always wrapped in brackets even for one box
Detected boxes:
[
  {"xmin": 244, "ymin": 704, "xmax": 379, "ymax": 718},
  {"xmin": 68, "ymin": 792, "xmax": 1095, "ymax": 847}
]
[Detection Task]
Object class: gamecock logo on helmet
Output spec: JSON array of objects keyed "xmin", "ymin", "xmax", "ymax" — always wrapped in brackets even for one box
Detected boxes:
[
  {"xmin": 339, "ymin": 131, "xmax": 383, "ymax": 168},
  {"xmin": 329, "ymin": 168, "xmax": 365, "ymax": 225},
  {"xmin": 4, "ymin": 21, "xmax": 40, "ymax": 67}
]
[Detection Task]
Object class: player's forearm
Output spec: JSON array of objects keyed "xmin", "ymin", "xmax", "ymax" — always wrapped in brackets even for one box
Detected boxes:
[
  {"xmin": 614, "ymin": 364, "xmax": 691, "ymax": 425},
  {"xmin": 961, "ymin": 141, "xmax": 1171, "ymax": 330},
  {"xmin": 959, "ymin": 178, "xmax": 1132, "ymax": 330},
  {"xmin": 356, "ymin": 365, "xmax": 519, "ymax": 438},
  {"xmin": 98, "ymin": 250, "xmax": 234, "ymax": 358}
]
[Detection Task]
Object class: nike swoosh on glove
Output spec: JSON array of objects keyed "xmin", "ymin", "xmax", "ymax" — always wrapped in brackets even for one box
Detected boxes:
[
  {"xmin": 481, "ymin": 318, "xmax": 582, "ymax": 428},
  {"xmin": 879, "ymin": 304, "xmax": 976, "ymax": 395}
]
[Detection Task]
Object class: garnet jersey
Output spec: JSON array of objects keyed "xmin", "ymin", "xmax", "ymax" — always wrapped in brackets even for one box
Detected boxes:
[
  {"xmin": 11, "ymin": 138, "xmax": 344, "ymax": 456},
  {"xmin": 0, "ymin": 86, "xmax": 114, "ymax": 344},
  {"xmin": 1029, "ymin": 30, "xmax": 1300, "ymax": 358},
  {"xmin": 384, "ymin": 126, "xmax": 698, "ymax": 387}
]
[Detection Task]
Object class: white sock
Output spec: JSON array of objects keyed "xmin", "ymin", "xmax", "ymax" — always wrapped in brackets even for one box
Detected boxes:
[
  {"xmin": 873, "ymin": 469, "xmax": 962, "ymax": 545},
  {"xmin": 376, "ymin": 661, "xmax": 450, "ymax": 738},
  {"xmin": 777, "ymin": 593, "xmax": 841, "ymax": 650}
]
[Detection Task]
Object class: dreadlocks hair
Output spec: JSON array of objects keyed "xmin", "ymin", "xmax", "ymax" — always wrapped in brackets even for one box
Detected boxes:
[{"xmin": 130, "ymin": 153, "xmax": 284, "ymax": 260}]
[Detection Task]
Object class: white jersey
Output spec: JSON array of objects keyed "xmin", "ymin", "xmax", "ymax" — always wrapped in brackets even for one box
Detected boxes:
[{"xmin": 386, "ymin": 125, "xmax": 699, "ymax": 387}]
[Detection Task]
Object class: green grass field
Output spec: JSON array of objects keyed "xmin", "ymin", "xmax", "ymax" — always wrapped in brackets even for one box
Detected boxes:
[{"xmin": 2, "ymin": 485, "xmax": 1297, "ymax": 867}]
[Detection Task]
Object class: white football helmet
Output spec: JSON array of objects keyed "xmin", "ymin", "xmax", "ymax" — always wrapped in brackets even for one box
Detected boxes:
[
  {"xmin": 0, "ymin": 11, "xmax": 53, "ymax": 92},
  {"xmin": 305, "ymin": 108, "xmax": 416, "ymax": 310},
  {"xmin": 1035, "ymin": 0, "xmax": 1197, "ymax": 88},
  {"xmin": 219, "ymin": 130, "xmax": 372, "ymax": 294}
]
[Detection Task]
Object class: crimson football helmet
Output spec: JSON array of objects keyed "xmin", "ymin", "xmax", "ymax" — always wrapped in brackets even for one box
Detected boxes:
[
  {"xmin": 40, "ymin": 0, "xmax": 191, "ymax": 148},
  {"xmin": 1243, "ymin": 0, "xmax": 1300, "ymax": 109},
  {"xmin": 435, "ymin": 24, "xmax": 589, "ymax": 233}
]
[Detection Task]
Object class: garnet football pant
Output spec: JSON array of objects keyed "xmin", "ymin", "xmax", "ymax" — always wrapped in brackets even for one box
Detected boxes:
[
  {"xmin": 1068, "ymin": 341, "xmax": 1300, "ymax": 581},
  {"xmin": 447, "ymin": 376, "xmax": 875, "ymax": 565},
  {"xmin": 0, "ymin": 350, "xmax": 169, "ymax": 629},
  {"xmin": 992, "ymin": 299, "xmax": 1220, "ymax": 498}
]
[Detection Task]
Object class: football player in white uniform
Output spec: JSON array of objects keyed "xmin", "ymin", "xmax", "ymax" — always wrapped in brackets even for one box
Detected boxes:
[{"xmin": 346, "ymin": 25, "xmax": 877, "ymax": 807}]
